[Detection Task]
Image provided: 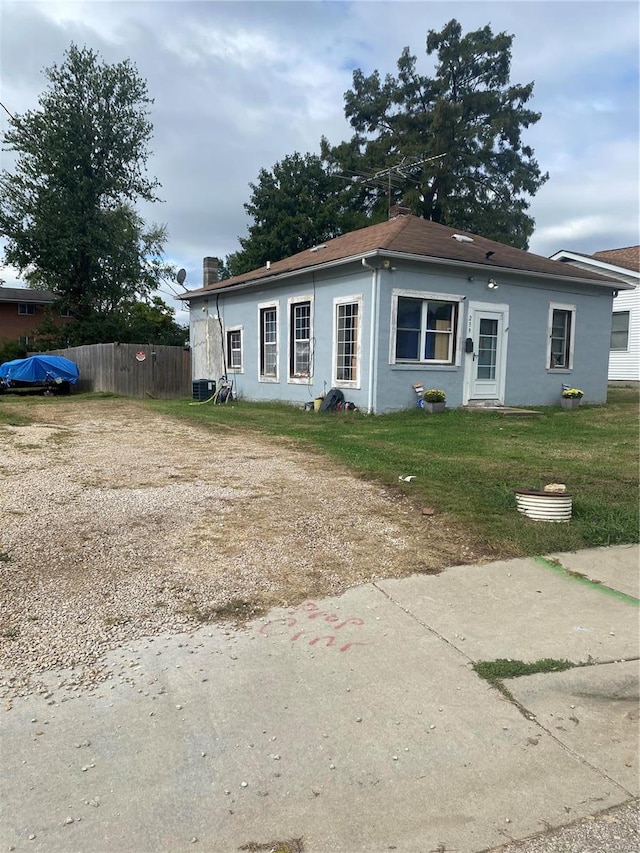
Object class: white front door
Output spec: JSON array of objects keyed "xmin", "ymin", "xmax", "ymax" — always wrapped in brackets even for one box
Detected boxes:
[{"xmin": 463, "ymin": 302, "xmax": 509, "ymax": 404}]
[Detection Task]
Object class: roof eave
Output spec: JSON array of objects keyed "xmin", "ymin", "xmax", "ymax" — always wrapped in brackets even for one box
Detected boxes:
[
  {"xmin": 177, "ymin": 251, "xmax": 383, "ymax": 300},
  {"xmin": 381, "ymin": 250, "xmax": 632, "ymax": 289},
  {"xmin": 550, "ymin": 250, "xmax": 639, "ymax": 285},
  {"xmin": 178, "ymin": 248, "xmax": 627, "ymax": 302}
]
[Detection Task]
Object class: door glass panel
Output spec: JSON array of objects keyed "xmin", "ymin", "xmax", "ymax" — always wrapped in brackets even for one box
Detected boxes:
[{"xmin": 477, "ymin": 317, "xmax": 498, "ymax": 380}]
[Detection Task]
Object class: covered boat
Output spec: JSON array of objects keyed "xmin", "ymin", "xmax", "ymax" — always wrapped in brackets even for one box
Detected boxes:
[{"xmin": 0, "ymin": 355, "xmax": 79, "ymax": 394}]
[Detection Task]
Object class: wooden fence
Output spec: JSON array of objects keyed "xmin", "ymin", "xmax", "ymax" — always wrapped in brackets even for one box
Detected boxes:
[{"xmin": 46, "ymin": 343, "xmax": 191, "ymax": 399}]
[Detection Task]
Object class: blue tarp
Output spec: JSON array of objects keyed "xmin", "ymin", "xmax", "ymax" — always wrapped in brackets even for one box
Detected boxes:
[{"xmin": 0, "ymin": 355, "xmax": 79, "ymax": 385}]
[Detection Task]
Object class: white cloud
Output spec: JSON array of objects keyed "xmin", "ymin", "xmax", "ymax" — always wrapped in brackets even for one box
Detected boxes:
[
  {"xmin": 0, "ymin": 0, "xmax": 638, "ymax": 288},
  {"xmin": 534, "ymin": 215, "xmax": 612, "ymax": 245}
]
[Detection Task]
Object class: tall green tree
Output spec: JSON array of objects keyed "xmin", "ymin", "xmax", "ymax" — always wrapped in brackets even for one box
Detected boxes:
[
  {"xmin": 35, "ymin": 293, "xmax": 186, "ymax": 348},
  {"xmin": 321, "ymin": 19, "xmax": 548, "ymax": 248},
  {"xmin": 226, "ymin": 152, "xmax": 368, "ymax": 276},
  {"xmin": 0, "ymin": 43, "xmax": 174, "ymax": 337}
]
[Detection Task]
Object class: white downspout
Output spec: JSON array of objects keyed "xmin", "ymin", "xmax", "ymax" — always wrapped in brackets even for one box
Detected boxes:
[{"xmin": 362, "ymin": 258, "xmax": 378, "ymax": 414}]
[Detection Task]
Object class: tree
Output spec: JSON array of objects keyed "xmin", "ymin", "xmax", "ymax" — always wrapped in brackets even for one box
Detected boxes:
[
  {"xmin": 321, "ymin": 19, "xmax": 548, "ymax": 248},
  {"xmin": 121, "ymin": 296, "xmax": 187, "ymax": 346},
  {"xmin": 226, "ymin": 152, "xmax": 369, "ymax": 276},
  {"xmin": 35, "ymin": 293, "xmax": 186, "ymax": 348},
  {"xmin": 0, "ymin": 43, "xmax": 174, "ymax": 337}
]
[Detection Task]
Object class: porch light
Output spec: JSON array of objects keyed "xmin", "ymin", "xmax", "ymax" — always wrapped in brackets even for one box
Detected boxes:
[{"xmin": 487, "ymin": 279, "xmax": 499, "ymax": 289}]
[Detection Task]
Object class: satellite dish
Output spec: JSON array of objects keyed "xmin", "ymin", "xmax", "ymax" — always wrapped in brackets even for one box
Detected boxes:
[{"xmin": 177, "ymin": 268, "xmax": 187, "ymax": 286}]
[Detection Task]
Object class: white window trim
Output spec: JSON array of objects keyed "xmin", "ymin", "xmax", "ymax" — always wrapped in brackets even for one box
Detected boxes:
[
  {"xmin": 546, "ymin": 302, "xmax": 576, "ymax": 371},
  {"xmin": 258, "ymin": 300, "xmax": 279, "ymax": 383},
  {"xmin": 610, "ymin": 311, "xmax": 630, "ymax": 352},
  {"xmin": 225, "ymin": 324, "xmax": 244, "ymax": 373},
  {"xmin": 332, "ymin": 294, "xmax": 363, "ymax": 389},
  {"xmin": 389, "ymin": 288, "xmax": 465, "ymax": 366},
  {"xmin": 287, "ymin": 295, "xmax": 314, "ymax": 383}
]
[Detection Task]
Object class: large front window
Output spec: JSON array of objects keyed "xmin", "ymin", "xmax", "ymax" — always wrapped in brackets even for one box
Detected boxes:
[
  {"xmin": 260, "ymin": 305, "xmax": 278, "ymax": 379},
  {"xmin": 395, "ymin": 296, "xmax": 458, "ymax": 363},
  {"xmin": 289, "ymin": 300, "xmax": 311, "ymax": 378}
]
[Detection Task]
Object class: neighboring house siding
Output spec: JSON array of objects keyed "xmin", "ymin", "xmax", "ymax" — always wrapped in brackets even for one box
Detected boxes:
[
  {"xmin": 0, "ymin": 302, "xmax": 50, "ymax": 343},
  {"xmin": 549, "ymin": 251, "xmax": 639, "ymax": 382},
  {"xmin": 609, "ymin": 288, "xmax": 639, "ymax": 381}
]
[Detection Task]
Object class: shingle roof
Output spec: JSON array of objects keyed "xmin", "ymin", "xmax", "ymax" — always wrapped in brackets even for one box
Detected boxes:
[
  {"xmin": 591, "ymin": 246, "xmax": 640, "ymax": 273},
  {"xmin": 181, "ymin": 215, "xmax": 618, "ymax": 299},
  {"xmin": 0, "ymin": 287, "xmax": 56, "ymax": 303}
]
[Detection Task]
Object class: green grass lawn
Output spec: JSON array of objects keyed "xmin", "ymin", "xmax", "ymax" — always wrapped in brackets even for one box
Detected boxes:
[
  {"xmin": 3, "ymin": 386, "xmax": 638, "ymax": 559},
  {"xmin": 144, "ymin": 386, "xmax": 639, "ymax": 558}
]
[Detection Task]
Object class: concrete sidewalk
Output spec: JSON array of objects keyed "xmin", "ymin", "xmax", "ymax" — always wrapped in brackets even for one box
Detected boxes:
[{"xmin": 1, "ymin": 545, "xmax": 638, "ymax": 852}]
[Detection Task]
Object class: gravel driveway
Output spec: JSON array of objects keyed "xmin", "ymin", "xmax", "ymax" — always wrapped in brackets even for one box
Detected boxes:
[{"xmin": 0, "ymin": 397, "xmax": 483, "ymax": 698}]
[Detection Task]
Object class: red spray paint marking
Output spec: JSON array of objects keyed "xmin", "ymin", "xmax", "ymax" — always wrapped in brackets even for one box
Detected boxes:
[
  {"xmin": 309, "ymin": 635, "xmax": 336, "ymax": 648},
  {"xmin": 257, "ymin": 601, "xmax": 370, "ymax": 653}
]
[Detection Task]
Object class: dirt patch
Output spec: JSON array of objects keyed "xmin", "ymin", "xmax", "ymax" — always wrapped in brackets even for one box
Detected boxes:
[{"xmin": 0, "ymin": 397, "xmax": 483, "ymax": 694}]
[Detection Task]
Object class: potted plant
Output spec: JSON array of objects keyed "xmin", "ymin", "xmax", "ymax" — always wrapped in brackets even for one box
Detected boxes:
[
  {"xmin": 560, "ymin": 388, "xmax": 584, "ymax": 409},
  {"xmin": 422, "ymin": 388, "xmax": 446, "ymax": 413}
]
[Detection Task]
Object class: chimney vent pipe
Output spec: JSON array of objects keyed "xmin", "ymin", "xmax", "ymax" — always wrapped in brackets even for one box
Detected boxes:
[{"xmin": 203, "ymin": 257, "xmax": 219, "ymax": 287}]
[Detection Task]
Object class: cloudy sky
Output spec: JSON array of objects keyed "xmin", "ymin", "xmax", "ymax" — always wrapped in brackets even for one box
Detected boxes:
[{"xmin": 1, "ymin": 0, "xmax": 638, "ymax": 326}]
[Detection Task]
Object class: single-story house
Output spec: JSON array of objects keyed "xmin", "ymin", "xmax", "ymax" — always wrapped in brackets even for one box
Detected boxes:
[
  {"xmin": 179, "ymin": 208, "xmax": 630, "ymax": 413},
  {"xmin": 550, "ymin": 247, "xmax": 639, "ymax": 383},
  {"xmin": 0, "ymin": 286, "xmax": 70, "ymax": 350}
]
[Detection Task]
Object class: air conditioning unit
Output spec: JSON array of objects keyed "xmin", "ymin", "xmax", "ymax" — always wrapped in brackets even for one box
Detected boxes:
[{"xmin": 192, "ymin": 379, "xmax": 215, "ymax": 401}]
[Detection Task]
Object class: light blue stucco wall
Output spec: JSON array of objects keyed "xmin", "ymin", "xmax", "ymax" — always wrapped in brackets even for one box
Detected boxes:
[
  {"xmin": 371, "ymin": 261, "xmax": 614, "ymax": 412},
  {"xmin": 190, "ymin": 263, "xmax": 375, "ymax": 410},
  {"xmin": 187, "ymin": 258, "xmax": 614, "ymax": 413}
]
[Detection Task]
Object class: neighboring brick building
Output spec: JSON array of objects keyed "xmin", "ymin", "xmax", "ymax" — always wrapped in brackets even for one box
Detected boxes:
[{"xmin": 0, "ymin": 287, "xmax": 70, "ymax": 350}]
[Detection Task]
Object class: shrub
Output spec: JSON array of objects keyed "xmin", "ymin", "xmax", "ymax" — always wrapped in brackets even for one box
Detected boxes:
[{"xmin": 422, "ymin": 389, "xmax": 446, "ymax": 403}]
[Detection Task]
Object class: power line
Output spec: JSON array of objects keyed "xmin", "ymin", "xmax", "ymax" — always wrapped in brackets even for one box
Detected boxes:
[{"xmin": 0, "ymin": 100, "xmax": 16, "ymax": 122}]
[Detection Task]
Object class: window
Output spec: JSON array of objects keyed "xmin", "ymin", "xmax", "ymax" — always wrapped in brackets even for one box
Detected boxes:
[
  {"xmin": 393, "ymin": 293, "xmax": 459, "ymax": 363},
  {"xmin": 547, "ymin": 303, "xmax": 576, "ymax": 369},
  {"xmin": 226, "ymin": 327, "xmax": 243, "ymax": 371},
  {"xmin": 19, "ymin": 336, "xmax": 35, "ymax": 348},
  {"xmin": 334, "ymin": 298, "xmax": 361, "ymax": 386},
  {"xmin": 259, "ymin": 304, "xmax": 278, "ymax": 380},
  {"xmin": 289, "ymin": 299, "xmax": 312, "ymax": 379},
  {"xmin": 611, "ymin": 312, "xmax": 630, "ymax": 351},
  {"xmin": 18, "ymin": 303, "xmax": 35, "ymax": 315}
]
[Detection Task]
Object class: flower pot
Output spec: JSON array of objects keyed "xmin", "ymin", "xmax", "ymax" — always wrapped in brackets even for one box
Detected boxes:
[
  {"xmin": 561, "ymin": 397, "xmax": 582, "ymax": 409},
  {"xmin": 423, "ymin": 401, "xmax": 446, "ymax": 413}
]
